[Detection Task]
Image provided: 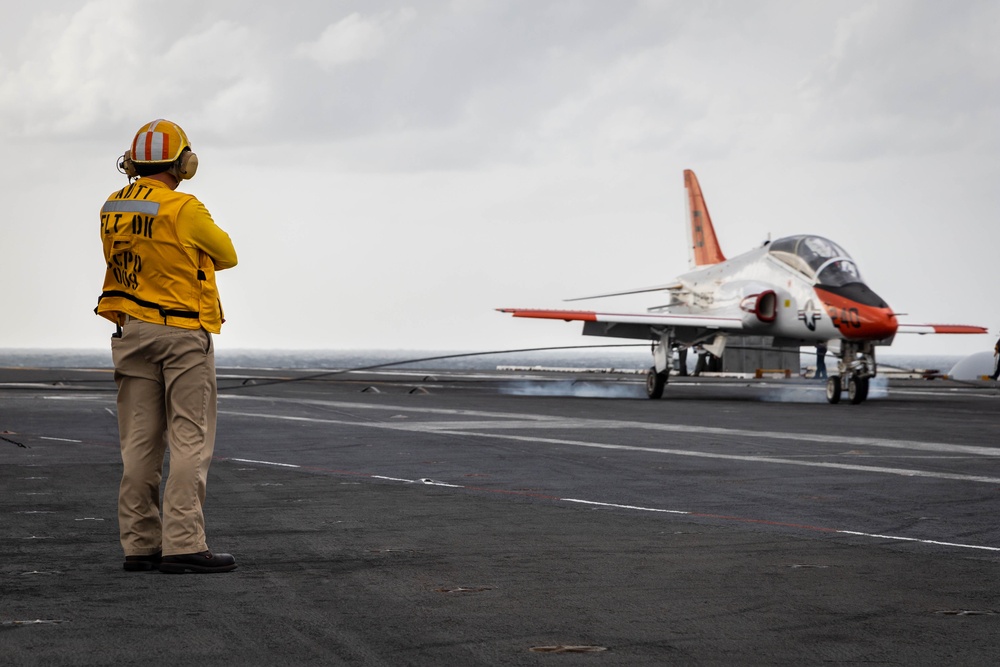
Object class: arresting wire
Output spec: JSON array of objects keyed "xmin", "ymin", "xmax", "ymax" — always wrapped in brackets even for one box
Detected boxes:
[{"xmin": 216, "ymin": 343, "xmax": 650, "ymax": 392}]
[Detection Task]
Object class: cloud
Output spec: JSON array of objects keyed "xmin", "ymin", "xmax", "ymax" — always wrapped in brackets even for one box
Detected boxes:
[
  {"xmin": 163, "ymin": 20, "xmax": 275, "ymax": 133},
  {"xmin": 295, "ymin": 9, "xmax": 417, "ymax": 68},
  {"xmin": 0, "ymin": 2, "xmax": 814, "ymax": 165},
  {"xmin": 0, "ymin": 1, "xmax": 272, "ymax": 144},
  {"xmin": 274, "ymin": 3, "xmax": 702, "ymax": 167},
  {"xmin": 798, "ymin": 0, "xmax": 1000, "ymax": 158},
  {"xmin": 0, "ymin": 1, "xmax": 139, "ymax": 138},
  {"xmin": 4, "ymin": 0, "xmax": 998, "ymax": 167}
]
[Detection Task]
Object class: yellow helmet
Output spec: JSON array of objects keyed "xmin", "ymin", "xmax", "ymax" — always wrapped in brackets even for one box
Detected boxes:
[
  {"xmin": 119, "ymin": 119, "xmax": 198, "ymax": 180},
  {"xmin": 131, "ymin": 119, "xmax": 190, "ymax": 163}
]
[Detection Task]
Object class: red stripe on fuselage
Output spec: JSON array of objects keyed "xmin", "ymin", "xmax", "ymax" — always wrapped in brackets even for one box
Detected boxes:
[{"xmin": 814, "ymin": 287, "xmax": 898, "ymax": 340}]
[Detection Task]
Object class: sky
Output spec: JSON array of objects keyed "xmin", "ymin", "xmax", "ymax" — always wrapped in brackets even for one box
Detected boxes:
[{"xmin": 1, "ymin": 0, "xmax": 998, "ymax": 357}]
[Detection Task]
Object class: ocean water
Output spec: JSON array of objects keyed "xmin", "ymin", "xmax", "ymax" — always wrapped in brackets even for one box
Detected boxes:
[
  {"xmin": 0, "ymin": 347, "xmax": 966, "ymax": 375},
  {"xmin": 0, "ymin": 347, "xmax": 652, "ymax": 371}
]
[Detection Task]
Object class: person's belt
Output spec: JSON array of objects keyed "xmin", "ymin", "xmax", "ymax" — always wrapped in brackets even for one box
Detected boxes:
[{"xmin": 97, "ymin": 291, "xmax": 199, "ymax": 324}]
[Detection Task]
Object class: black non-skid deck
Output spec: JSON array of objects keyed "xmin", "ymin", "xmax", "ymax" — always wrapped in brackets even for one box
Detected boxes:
[{"xmin": 3, "ymin": 367, "xmax": 1000, "ymax": 665}]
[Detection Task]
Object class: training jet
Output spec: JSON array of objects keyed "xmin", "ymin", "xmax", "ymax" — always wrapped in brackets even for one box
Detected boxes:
[{"xmin": 499, "ymin": 170, "xmax": 986, "ymax": 404}]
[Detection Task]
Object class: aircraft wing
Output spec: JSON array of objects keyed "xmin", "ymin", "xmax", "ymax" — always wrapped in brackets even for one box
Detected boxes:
[
  {"xmin": 497, "ymin": 308, "xmax": 743, "ymax": 330},
  {"xmin": 895, "ymin": 323, "xmax": 988, "ymax": 335}
]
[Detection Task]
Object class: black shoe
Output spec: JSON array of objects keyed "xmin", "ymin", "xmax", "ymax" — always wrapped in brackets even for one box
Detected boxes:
[
  {"xmin": 159, "ymin": 550, "xmax": 237, "ymax": 574},
  {"xmin": 123, "ymin": 551, "xmax": 162, "ymax": 572}
]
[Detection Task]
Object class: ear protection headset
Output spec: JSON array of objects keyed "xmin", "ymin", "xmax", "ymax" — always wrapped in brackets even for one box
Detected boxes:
[
  {"xmin": 117, "ymin": 151, "xmax": 137, "ymax": 179},
  {"xmin": 175, "ymin": 149, "xmax": 199, "ymax": 179},
  {"xmin": 118, "ymin": 148, "xmax": 198, "ymax": 181}
]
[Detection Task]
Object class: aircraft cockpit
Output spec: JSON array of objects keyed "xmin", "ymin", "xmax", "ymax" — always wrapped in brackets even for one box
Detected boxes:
[{"xmin": 768, "ymin": 235, "xmax": 863, "ymax": 287}]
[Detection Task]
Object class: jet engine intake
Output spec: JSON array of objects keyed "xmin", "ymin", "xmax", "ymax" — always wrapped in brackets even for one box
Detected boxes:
[{"xmin": 740, "ymin": 290, "xmax": 777, "ymax": 325}]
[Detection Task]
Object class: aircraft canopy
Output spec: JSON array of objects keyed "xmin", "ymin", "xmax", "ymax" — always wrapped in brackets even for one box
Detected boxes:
[{"xmin": 768, "ymin": 235, "xmax": 863, "ymax": 286}]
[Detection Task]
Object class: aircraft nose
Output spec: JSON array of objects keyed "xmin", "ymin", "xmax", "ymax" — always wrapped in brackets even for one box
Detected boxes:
[
  {"xmin": 851, "ymin": 305, "xmax": 898, "ymax": 340},
  {"xmin": 815, "ymin": 285, "xmax": 898, "ymax": 340}
]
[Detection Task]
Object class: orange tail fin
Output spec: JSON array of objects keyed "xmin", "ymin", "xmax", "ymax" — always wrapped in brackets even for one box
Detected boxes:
[{"xmin": 684, "ymin": 169, "xmax": 726, "ymax": 266}]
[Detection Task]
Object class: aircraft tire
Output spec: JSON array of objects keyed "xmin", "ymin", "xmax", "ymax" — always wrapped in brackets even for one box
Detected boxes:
[
  {"xmin": 848, "ymin": 376, "xmax": 868, "ymax": 404},
  {"xmin": 646, "ymin": 366, "xmax": 667, "ymax": 400},
  {"xmin": 825, "ymin": 377, "xmax": 842, "ymax": 404}
]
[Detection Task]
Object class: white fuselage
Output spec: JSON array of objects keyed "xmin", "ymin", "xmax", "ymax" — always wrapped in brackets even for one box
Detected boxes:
[{"xmin": 654, "ymin": 245, "xmax": 841, "ymax": 343}]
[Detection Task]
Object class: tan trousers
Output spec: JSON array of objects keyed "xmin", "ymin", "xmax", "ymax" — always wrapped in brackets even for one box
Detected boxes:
[{"xmin": 111, "ymin": 318, "xmax": 217, "ymax": 557}]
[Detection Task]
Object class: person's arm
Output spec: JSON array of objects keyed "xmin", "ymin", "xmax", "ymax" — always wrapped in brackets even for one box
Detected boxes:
[{"xmin": 176, "ymin": 198, "xmax": 238, "ymax": 270}]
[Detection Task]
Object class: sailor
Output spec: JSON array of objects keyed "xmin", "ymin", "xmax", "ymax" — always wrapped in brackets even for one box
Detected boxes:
[
  {"xmin": 676, "ymin": 345, "xmax": 688, "ymax": 376},
  {"xmin": 815, "ymin": 344, "xmax": 828, "ymax": 380},
  {"xmin": 96, "ymin": 119, "xmax": 239, "ymax": 573}
]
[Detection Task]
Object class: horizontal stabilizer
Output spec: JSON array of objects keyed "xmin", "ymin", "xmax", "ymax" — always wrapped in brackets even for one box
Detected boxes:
[{"xmin": 896, "ymin": 323, "xmax": 988, "ymax": 335}]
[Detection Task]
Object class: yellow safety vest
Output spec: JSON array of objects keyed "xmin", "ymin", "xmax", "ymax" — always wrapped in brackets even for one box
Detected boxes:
[{"xmin": 96, "ymin": 180, "xmax": 227, "ymax": 333}]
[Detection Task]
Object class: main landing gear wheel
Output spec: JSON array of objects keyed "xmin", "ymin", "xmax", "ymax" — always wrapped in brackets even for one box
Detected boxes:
[
  {"xmin": 848, "ymin": 376, "xmax": 869, "ymax": 404},
  {"xmin": 825, "ymin": 377, "xmax": 842, "ymax": 404},
  {"xmin": 646, "ymin": 366, "xmax": 668, "ymax": 399}
]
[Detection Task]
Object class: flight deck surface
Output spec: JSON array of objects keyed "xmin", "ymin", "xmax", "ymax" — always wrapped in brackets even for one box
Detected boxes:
[{"xmin": 3, "ymin": 366, "xmax": 1000, "ymax": 665}]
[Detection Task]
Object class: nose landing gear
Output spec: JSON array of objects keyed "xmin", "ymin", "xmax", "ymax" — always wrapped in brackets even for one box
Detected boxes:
[
  {"xmin": 847, "ymin": 375, "xmax": 869, "ymax": 404},
  {"xmin": 826, "ymin": 375, "xmax": 870, "ymax": 404},
  {"xmin": 826, "ymin": 342, "xmax": 876, "ymax": 405},
  {"xmin": 825, "ymin": 376, "xmax": 841, "ymax": 403}
]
